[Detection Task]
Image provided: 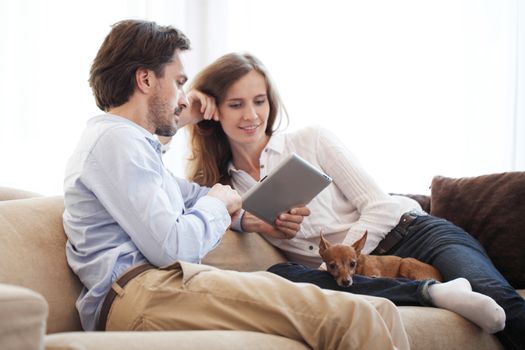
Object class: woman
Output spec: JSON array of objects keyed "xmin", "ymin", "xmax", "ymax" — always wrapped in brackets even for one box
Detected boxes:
[{"xmin": 186, "ymin": 53, "xmax": 523, "ymax": 349}]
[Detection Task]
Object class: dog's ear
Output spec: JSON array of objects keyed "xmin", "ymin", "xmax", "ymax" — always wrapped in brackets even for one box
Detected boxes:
[
  {"xmin": 319, "ymin": 230, "xmax": 331, "ymax": 255},
  {"xmin": 352, "ymin": 230, "xmax": 368, "ymax": 255}
]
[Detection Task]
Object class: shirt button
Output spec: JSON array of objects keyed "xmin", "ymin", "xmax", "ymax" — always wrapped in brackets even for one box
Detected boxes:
[
  {"xmin": 260, "ymin": 164, "xmax": 265, "ymax": 169},
  {"xmin": 264, "ymin": 149, "xmax": 268, "ymax": 152},
  {"xmin": 309, "ymin": 245, "xmax": 314, "ymax": 250}
]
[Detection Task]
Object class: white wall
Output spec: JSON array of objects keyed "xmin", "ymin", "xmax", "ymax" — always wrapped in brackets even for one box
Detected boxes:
[
  {"xmin": 1, "ymin": 0, "xmax": 523, "ymax": 195},
  {"xmin": 205, "ymin": 0, "xmax": 523, "ymax": 194}
]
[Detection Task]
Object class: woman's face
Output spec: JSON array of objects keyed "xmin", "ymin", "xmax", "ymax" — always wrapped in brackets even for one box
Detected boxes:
[{"xmin": 219, "ymin": 70, "xmax": 270, "ymax": 149}]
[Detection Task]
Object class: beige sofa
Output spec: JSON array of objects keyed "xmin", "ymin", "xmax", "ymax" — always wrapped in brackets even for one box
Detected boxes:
[{"xmin": 0, "ymin": 185, "xmax": 518, "ymax": 350}]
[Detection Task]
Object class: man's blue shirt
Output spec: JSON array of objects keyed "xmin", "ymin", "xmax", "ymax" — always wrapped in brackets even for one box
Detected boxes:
[{"xmin": 63, "ymin": 114, "xmax": 230, "ymax": 331}]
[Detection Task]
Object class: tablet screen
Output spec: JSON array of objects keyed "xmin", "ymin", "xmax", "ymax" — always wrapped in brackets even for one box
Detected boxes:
[{"xmin": 241, "ymin": 153, "xmax": 332, "ymax": 225}]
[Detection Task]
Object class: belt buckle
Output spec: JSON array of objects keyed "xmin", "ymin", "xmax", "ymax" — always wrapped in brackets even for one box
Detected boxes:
[
  {"xmin": 400, "ymin": 213, "xmax": 413, "ymax": 226},
  {"xmin": 397, "ymin": 211, "xmax": 419, "ymax": 231},
  {"xmin": 374, "ymin": 229, "xmax": 404, "ymax": 255},
  {"xmin": 373, "ymin": 211, "xmax": 423, "ymax": 255}
]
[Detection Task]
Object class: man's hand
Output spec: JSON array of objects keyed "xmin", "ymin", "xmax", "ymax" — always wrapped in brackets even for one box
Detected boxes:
[
  {"xmin": 178, "ymin": 90, "xmax": 219, "ymax": 127},
  {"xmin": 207, "ymin": 184, "xmax": 241, "ymax": 215},
  {"xmin": 242, "ymin": 206, "xmax": 311, "ymax": 239}
]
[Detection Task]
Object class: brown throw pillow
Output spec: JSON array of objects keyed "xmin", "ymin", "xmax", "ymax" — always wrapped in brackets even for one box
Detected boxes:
[{"xmin": 430, "ymin": 172, "xmax": 525, "ymax": 289}]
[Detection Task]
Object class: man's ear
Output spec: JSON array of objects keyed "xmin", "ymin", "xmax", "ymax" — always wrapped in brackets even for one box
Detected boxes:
[{"xmin": 135, "ymin": 68, "xmax": 154, "ymax": 94}]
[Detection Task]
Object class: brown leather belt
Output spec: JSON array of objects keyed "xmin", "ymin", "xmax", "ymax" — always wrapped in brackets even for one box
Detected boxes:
[
  {"xmin": 371, "ymin": 211, "xmax": 425, "ymax": 255},
  {"xmin": 97, "ymin": 263, "xmax": 156, "ymax": 331}
]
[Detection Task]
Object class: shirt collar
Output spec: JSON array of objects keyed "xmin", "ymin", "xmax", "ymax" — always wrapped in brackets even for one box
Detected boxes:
[
  {"xmin": 227, "ymin": 161, "xmax": 238, "ymax": 175},
  {"xmin": 104, "ymin": 113, "xmax": 162, "ymax": 153},
  {"xmin": 265, "ymin": 131, "xmax": 285, "ymax": 154}
]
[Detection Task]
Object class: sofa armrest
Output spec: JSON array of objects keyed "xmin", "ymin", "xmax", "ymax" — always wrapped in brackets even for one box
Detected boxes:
[
  {"xmin": 0, "ymin": 284, "xmax": 48, "ymax": 350},
  {"xmin": 0, "ymin": 186, "xmax": 42, "ymax": 201}
]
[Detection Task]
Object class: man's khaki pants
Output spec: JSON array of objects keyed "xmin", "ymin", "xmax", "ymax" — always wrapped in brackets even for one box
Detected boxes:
[{"xmin": 106, "ymin": 261, "xmax": 409, "ymax": 350}]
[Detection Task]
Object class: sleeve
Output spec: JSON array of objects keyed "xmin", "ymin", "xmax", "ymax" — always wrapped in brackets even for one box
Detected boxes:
[
  {"xmin": 230, "ymin": 209, "xmax": 245, "ymax": 232},
  {"xmin": 83, "ymin": 128, "xmax": 231, "ymax": 266},
  {"xmin": 315, "ymin": 127, "xmax": 402, "ymax": 252},
  {"xmin": 174, "ymin": 176, "xmax": 211, "ymax": 208}
]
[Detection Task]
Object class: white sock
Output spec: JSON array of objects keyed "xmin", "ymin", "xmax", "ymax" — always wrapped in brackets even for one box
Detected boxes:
[{"xmin": 428, "ymin": 278, "xmax": 506, "ymax": 334}]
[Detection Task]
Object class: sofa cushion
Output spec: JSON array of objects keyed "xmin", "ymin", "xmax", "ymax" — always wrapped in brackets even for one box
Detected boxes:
[
  {"xmin": 202, "ymin": 230, "xmax": 287, "ymax": 272},
  {"xmin": 0, "ymin": 186, "xmax": 41, "ymax": 201},
  {"xmin": 45, "ymin": 330, "xmax": 309, "ymax": 350},
  {"xmin": 430, "ymin": 172, "xmax": 525, "ymax": 288},
  {"xmin": 0, "ymin": 196, "xmax": 83, "ymax": 333},
  {"xmin": 399, "ymin": 306, "xmax": 503, "ymax": 350},
  {"xmin": 0, "ymin": 284, "xmax": 48, "ymax": 350}
]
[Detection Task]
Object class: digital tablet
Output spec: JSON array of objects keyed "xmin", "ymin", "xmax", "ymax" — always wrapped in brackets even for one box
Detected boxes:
[{"xmin": 241, "ymin": 153, "xmax": 332, "ymax": 225}]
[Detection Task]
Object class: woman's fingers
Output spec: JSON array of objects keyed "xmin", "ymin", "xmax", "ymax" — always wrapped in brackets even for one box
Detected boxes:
[
  {"xmin": 290, "ymin": 206, "xmax": 311, "ymax": 217},
  {"xmin": 204, "ymin": 97, "xmax": 217, "ymax": 120},
  {"xmin": 188, "ymin": 90, "xmax": 218, "ymax": 121},
  {"xmin": 269, "ymin": 205, "xmax": 311, "ymax": 239}
]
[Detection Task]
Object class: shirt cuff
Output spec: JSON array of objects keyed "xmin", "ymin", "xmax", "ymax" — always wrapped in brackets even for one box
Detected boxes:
[
  {"xmin": 231, "ymin": 209, "xmax": 245, "ymax": 233},
  {"xmin": 193, "ymin": 195, "xmax": 232, "ymax": 232}
]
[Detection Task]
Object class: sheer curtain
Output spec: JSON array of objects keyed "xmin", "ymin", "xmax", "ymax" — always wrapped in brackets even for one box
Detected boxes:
[
  {"xmin": 515, "ymin": 0, "xmax": 525, "ymax": 170},
  {"xmin": 205, "ymin": 0, "xmax": 525, "ymax": 194},
  {"xmin": 1, "ymin": 0, "xmax": 523, "ymax": 195},
  {"xmin": 0, "ymin": 0, "xmax": 199, "ymax": 195}
]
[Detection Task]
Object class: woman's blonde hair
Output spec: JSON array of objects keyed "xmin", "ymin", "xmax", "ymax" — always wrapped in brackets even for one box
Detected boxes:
[{"xmin": 187, "ymin": 53, "xmax": 286, "ymax": 186}]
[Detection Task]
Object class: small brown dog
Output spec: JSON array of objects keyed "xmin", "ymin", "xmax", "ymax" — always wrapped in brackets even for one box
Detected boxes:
[{"xmin": 319, "ymin": 231, "xmax": 442, "ymax": 287}]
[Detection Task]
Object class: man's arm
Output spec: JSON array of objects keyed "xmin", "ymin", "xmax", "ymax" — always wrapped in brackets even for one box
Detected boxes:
[
  {"xmin": 175, "ymin": 177, "xmax": 211, "ymax": 208},
  {"xmin": 84, "ymin": 128, "xmax": 234, "ymax": 266}
]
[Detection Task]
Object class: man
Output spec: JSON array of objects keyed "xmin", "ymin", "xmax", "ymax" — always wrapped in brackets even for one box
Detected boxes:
[{"xmin": 63, "ymin": 19, "xmax": 409, "ymax": 350}]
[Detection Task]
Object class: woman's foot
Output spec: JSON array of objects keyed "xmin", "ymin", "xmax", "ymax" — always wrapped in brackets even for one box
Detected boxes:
[{"xmin": 428, "ymin": 278, "xmax": 506, "ymax": 333}]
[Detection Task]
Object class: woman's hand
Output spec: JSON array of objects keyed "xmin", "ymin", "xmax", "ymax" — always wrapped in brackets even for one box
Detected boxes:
[
  {"xmin": 178, "ymin": 90, "xmax": 219, "ymax": 127},
  {"xmin": 242, "ymin": 206, "xmax": 311, "ymax": 239}
]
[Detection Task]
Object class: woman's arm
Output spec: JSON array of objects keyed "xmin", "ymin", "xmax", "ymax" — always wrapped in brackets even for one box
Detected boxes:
[
  {"xmin": 177, "ymin": 90, "xmax": 219, "ymax": 128},
  {"xmin": 315, "ymin": 127, "xmax": 401, "ymax": 252},
  {"xmin": 242, "ymin": 207, "xmax": 311, "ymax": 239}
]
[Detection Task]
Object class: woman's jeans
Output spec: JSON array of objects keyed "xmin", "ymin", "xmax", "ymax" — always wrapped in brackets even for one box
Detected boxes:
[{"xmin": 267, "ymin": 215, "xmax": 524, "ymax": 350}]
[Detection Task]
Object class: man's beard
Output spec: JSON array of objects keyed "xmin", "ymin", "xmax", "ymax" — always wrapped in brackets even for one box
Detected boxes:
[{"xmin": 148, "ymin": 92, "xmax": 178, "ymax": 137}]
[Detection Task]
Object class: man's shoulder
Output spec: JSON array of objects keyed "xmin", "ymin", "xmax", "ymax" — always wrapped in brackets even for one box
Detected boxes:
[
  {"xmin": 85, "ymin": 116, "xmax": 148, "ymax": 149},
  {"xmin": 68, "ymin": 115, "xmax": 153, "ymax": 170},
  {"xmin": 88, "ymin": 114, "xmax": 141, "ymax": 136}
]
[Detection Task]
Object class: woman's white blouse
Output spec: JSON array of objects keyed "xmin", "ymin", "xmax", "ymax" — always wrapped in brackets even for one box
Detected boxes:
[{"xmin": 228, "ymin": 126, "xmax": 421, "ymax": 267}]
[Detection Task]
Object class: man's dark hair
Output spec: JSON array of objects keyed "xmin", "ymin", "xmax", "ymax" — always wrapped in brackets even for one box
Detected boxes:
[{"xmin": 89, "ymin": 19, "xmax": 190, "ymax": 111}]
